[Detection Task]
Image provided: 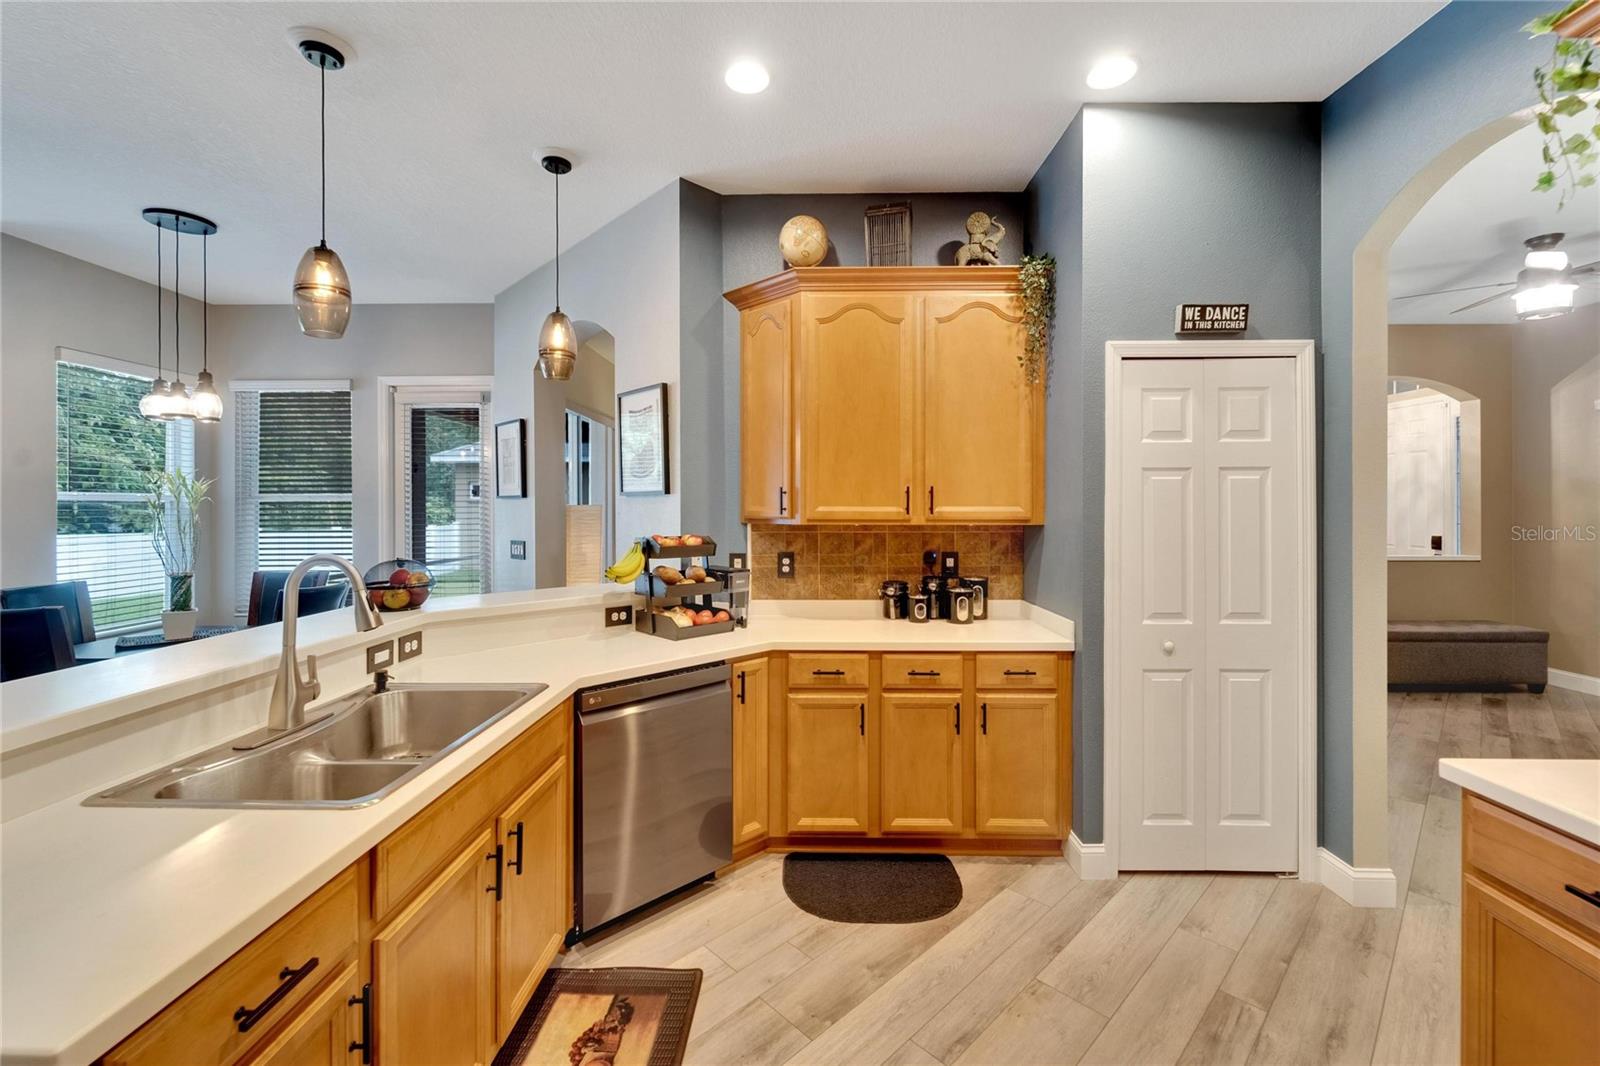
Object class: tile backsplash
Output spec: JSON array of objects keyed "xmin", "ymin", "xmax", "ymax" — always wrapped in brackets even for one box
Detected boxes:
[{"xmin": 748, "ymin": 525, "xmax": 1024, "ymax": 600}]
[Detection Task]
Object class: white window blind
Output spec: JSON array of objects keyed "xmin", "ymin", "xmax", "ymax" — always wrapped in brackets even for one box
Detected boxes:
[
  {"xmin": 397, "ymin": 397, "xmax": 492, "ymax": 596},
  {"xmin": 55, "ymin": 357, "xmax": 194, "ymax": 633},
  {"xmin": 233, "ymin": 384, "xmax": 354, "ymax": 617}
]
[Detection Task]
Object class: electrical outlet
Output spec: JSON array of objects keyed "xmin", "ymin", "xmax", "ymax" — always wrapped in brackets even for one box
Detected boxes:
[
  {"xmin": 777, "ymin": 551, "xmax": 796, "ymax": 579},
  {"xmin": 510, "ymin": 539, "xmax": 527, "ymax": 560},
  {"xmin": 365, "ymin": 639, "xmax": 395, "ymax": 674},
  {"xmin": 397, "ymin": 631, "xmax": 423, "ymax": 662},
  {"xmin": 604, "ymin": 604, "xmax": 633, "ymax": 627},
  {"xmin": 728, "ymin": 552, "xmax": 748, "ymax": 571}
]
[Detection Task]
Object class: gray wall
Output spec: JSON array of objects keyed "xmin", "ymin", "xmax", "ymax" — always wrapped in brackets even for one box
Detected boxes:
[
  {"xmin": 678, "ymin": 181, "xmax": 726, "ymax": 539},
  {"xmin": 493, "ymin": 181, "xmax": 682, "ymax": 590},
  {"xmin": 1022, "ymin": 104, "xmax": 1322, "ymax": 844},
  {"xmin": 1320, "ymin": 0, "xmax": 1548, "ymax": 862},
  {"xmin": 712, "ymin": 192, "xmax": 1027, "ymax": 549}
]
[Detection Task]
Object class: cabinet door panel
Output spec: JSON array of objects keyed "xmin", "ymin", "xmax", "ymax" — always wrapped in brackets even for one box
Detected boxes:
[
  {"xmin": 785, "ymin": 693, "xmax": 870, "ymax": 834},
  {"xmin": 375, "ymin": 829, "xmax": 495, "ymax": 1066},
  {"xmin": 495, "ymin": 755, "xmax": 568, "ymax": 1044},
  {"xmin": 974, "ymin": 693, "xmax": 1061, "ymax": 836},
  {"xmin": 733, "ymin": 658, "xmax": 771, "ymax": 846},
  {"xmin": 880, "ymin": 693, "xmax": 964, "ymax": 834},
  {"xmin": 923, "ymin": 293, "xmax": 1038, "ymax": 522},
  {"xmin": 799, "ymin": 294, "xmax": 916, "ymax": 522},
  {"xmin": 742, "ymin": 301, "xmax": 794, "ymax": 521},
  {"xmin": 242, "ymin": 964, "xmax": 361, "ymax": 1066}
]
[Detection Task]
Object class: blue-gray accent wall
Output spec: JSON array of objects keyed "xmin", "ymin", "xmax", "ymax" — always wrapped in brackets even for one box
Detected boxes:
[{"xmin": 1023, "ymin": 103, "xmax": 1322, "ymax": 844}]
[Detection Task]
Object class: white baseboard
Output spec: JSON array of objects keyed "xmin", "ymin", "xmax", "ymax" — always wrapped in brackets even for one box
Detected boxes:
[
  {"xmin": 1068, "ymin": 832, "xmax": 1116, "ymax": 880},
  {"xmin": 1317, "ymin": 847, "xmax": 1397, "ymax": 908},
  {"xmin": 1548, "ymin": 668, "xmax": 1600, "ymax": 697}
]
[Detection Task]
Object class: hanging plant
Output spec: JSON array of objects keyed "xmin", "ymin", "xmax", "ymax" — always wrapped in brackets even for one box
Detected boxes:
[
  {"xmin": 1526, "ymin": 2, "xmax": 1600, "ymax": 209},
  {"xmin": 1019, "ymin": 254, "xmax": 1057, "ymax": 390}
]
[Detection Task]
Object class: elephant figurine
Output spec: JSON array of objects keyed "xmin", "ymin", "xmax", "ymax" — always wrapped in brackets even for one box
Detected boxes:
[{"xmin": 955, "ymin": 212, "xmax": 1006, "ymax": 266}]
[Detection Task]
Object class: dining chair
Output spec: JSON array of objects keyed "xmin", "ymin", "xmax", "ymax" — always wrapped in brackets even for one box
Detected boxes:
[
  {"xmin": 0, "ymin": 580, "xmax": 95, "ymax": 645},
  {"xmin": 275, "ymin": 580, "xmax": 350, "ymax": 621},
  {"xmin": 1, "ymin": 606, "xmax": 78, "ymax": 680},
  {"xmin": 248, "ymin": 570, "xmax": 329, "ymax": 627}
]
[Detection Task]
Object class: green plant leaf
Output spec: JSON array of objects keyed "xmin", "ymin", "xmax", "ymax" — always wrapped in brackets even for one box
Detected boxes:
[
  {"xmin": 1578, "ymin": 174, "xmax": 1597, "ymax": 187},
  {"xmin": 1535, "ymin": 170, "xmax": 1557, "ymax": 191},
  {"xmin": 1538, "ymin": 110, "xmax": 1559, "ymax": 134},
  {"xmin": 1553, "ymin": 94, "xmax": 1589, "ymax": 116},
  {"xmin": 1563, "ymin": 133, "xmax": 1592, "ymax": 154}
]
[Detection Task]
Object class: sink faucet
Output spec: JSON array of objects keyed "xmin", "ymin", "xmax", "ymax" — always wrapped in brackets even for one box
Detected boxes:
[{"xmin": 235, "ymin": 555, "xmax": 381, "ymax": 750}]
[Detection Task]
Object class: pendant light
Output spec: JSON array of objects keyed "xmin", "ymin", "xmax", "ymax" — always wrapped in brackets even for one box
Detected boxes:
[
  {"xmin": 291, "ymin": 33, "xmax": 352, "ymax": 339},
  {"xmin": 140, "ymin": 209, "xmax": 218, "ymax": 420},
  {"xmin": 165, "ymin": 222, "xmax": 194, "ymax": 419},
  {"xmin": 190, "ymin": 232, "xmax": 224, "ymax": 422},
  {"xmin": 138, "ymin": 215, "xmax": 172, "ymax": 419},
  {"xmin": 537, "ymin": 154, "xmax": 577, "ymax": 380}
]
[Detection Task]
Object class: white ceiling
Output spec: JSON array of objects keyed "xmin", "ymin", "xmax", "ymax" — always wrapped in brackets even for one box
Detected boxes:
[
  {"xmin": 2, "ymin": 1, "xmax": 1441, "ymax": 305},
  {"xmin": 1389, "ymin": 121, "xmax": 1600, "ymax": 324}
]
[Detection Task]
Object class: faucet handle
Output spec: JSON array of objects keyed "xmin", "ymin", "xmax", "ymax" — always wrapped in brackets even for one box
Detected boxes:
[{"xmin": 303, "ymin": 653, "xmax": 322, "ymax": 699}]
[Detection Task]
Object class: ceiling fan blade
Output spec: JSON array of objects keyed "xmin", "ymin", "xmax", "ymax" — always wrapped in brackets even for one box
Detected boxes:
[
  {"xmin": 1452, "ymin": 289, "xmax": 1516, "ymax": 313},
  {"xmin": 1394, "ymin": 281, "xmax": 1515, "ymax": 301},
  {"xmin": 1568, "ymin": 259, "xmax": 1600, "ymax": 276}
]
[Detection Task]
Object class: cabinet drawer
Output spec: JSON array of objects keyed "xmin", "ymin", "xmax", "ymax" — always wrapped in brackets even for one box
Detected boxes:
[
  {"xmin": 975, "ymin": 654, "xmax": 1058, "ymax": 690},
  {"xmin": 105, "ymin": 866, "xmax": 361, "ymax": 1066},
  {"xmin": 882, "ymin": 654, "xmax": 962, "ymax": 689},
  {"xmin": 788, "ymin": 653, "xmax": 869, "ymax": 689},
  {"xmin": 1464, "ymin": 793, "xmax": 1600, "ymax": 937},
  {"xmin": 375, "ymin": 704, "xmax": 568, "ymax": 921}
]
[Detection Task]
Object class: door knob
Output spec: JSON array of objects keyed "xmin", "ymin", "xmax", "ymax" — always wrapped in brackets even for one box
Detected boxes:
[{"xmin": 1162, "ymin": 641, "xmax": 1175, "ymax": 655}]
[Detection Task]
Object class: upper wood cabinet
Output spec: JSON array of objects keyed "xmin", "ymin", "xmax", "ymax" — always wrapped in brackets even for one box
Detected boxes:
[{"xmin": 725, "ymin": 267, "xmax": 1043, "ymax": 525}]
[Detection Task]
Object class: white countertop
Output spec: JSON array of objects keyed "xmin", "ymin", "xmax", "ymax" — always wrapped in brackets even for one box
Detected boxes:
[
  {"xmin": 1439, "ymin": 758, "xmax": 1600, "ymax": 845},
  {"xmin": 0, "ymin": 599, "xmax": 1072, "ymax": 1066}
]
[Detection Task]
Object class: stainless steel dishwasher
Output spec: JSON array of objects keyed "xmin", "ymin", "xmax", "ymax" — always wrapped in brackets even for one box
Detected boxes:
[{"xmin": 574, "ymin": 661, "xmax": 732, "ymax": 936}]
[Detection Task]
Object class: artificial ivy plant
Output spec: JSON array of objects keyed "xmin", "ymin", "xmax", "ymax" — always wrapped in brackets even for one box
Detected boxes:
[
  {"xmin": 1019, "ymin": 254, "xmax": 1057, "ymax": 390},
  {"xmin": 1527, "ymin": 1, "xmax": 1600, "ymax": 208}
]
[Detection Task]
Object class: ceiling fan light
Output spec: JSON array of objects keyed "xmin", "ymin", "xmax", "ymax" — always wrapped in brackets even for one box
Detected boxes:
[
  {"xmin": 293, "ymin": 243, "xmax": 352, "ymax": 339},
  {"xmin": 1514, "ymin": 282, "xmax": 1577, "ymax": 320},
  {"xmin": 190, "ymin": 369, "xmax": 224, "ymax": 422},
  {"xmin": 538, "ymin": 309, "xmax": 577, "ymax": 380},
  {"xmin": 1525, "ymin": 249, "xmax": 1569, "ymax": 271}
]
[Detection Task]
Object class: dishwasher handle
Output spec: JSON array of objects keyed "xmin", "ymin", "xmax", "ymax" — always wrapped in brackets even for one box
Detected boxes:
[{"xmin": 579, "ymin": 681, "xmax": 730, "ymax": 725}]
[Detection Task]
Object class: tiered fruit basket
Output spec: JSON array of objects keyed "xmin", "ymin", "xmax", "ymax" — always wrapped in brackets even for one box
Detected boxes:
[{"xmin": 635, "ymin": 537, "xmax": 736, "ymax": 639}]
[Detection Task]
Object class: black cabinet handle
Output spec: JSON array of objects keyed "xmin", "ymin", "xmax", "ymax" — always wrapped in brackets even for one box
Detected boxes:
[
  {"xmin": 980, "ymin": 702, "xmax": 988, "ymax": 735},
  {"xmin": 486, "ymin": 843, "xmax": 505, "ymax": 901},
  {"xmin": 1566, "ymin": 884, "xmax": 1600, "ymax": 909},
  {"xmin": 906, "ymin": 669, "xmax": 941, "ymax": 678},
  {"xmin": 955, "ymin": 701, "xmax": 961, "ymax": 735},
  {"xmin": 859, "ymin": 703, "xmax": 865, "ymax": 736},
  {"xmin": 234, "ymin": 956, "xmax": 318, "ymax": 1033},
  {"xmin": 508, "ymin": 822, "xmax": 525, "ymax": 875},
  {"xmin": 779, "ymin": 486, "xmax": 786, "ymax": 515},
  {"xmin": 928, "ymin": 485, "xmax": 935, "ymax": 512},
  {"xmin": 813, "ymin": 669, "xmax": 846, "ymax": 677},
  {"xmin": 1003, "ymin": 669, "xmax": 1037, "ymax": 677},
  {"xmin": 348, "ymin": 982, "xmax": 373, "ymax": 1063},
  {"xmin": 904, "ymin": 485, "xmax": 910, "ymax": 515}
]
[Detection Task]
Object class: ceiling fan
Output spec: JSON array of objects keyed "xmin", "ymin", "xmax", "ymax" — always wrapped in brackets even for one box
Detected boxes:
[{"xmin": 1396, "ymin": 232, "xmax": 1599, "ymax": 320}]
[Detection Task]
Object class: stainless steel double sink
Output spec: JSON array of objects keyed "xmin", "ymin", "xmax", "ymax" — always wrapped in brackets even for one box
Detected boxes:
[{"xmin": 85, "ymin": 682, "xmax": 547, "ymax": 809}]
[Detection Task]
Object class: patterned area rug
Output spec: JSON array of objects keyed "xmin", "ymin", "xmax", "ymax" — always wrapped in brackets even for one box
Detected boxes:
[{"xmin": 494, "ymin": 967, "xmax": 702, "ymax": 1066}]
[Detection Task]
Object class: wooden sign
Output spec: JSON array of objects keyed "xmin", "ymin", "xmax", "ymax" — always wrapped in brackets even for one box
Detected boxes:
[{"xmin": 1175, "ymin": 303, "xmax": 1249, "ymax": 335}]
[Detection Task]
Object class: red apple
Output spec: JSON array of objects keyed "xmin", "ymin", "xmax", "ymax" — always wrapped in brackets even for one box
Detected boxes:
[
  {"xmin": 389, "ymin": 567, "xmax": 413, "ymax": 587},
  {"xmin": 694, "ymin": 609, "xmax": 715, "ymax": 625}
]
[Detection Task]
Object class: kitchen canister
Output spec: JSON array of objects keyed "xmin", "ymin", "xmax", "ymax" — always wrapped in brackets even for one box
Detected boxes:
[
  {"xmin": 947, "ymin": 584, "xmax": 976, "ymax": 624},
  {"xmin": 964, "ymin": 576, "xmax": 989, "ymax": 620},
  {"xmin": 879, "ymin": 580, "xmax": 909, "ymax": 620},
  {"xmin": 919, "ymin": 575, "xmax": 944, "ymax": 620},
  {"xmin": 907, "ymin": 592, "xmax": 931, "ymax": 622}
]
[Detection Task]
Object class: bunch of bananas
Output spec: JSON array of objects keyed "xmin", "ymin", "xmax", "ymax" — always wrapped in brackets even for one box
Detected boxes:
[{"xmin": 604, "ymin": 541, "xmax": 646, "ymax": 584}]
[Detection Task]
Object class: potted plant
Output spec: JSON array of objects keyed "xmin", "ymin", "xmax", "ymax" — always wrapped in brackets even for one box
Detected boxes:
[{"xmin": 145, "ymin": 469, "xmax": 213, "ymax": 640}]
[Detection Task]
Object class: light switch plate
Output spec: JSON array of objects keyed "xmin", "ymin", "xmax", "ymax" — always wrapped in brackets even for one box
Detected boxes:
[
  {"xmin": 604, "ymin": 604, "xmax": 633, "ymax": 627},
  {"xmin": 728, "ymin": 552, "xmax": 748, "ymax": 571},
  {"xmin": 397, "ymin": 631, "xmax": 423, "ymax": 662},
  {"xmin": 365, "ymin": 640, "xmax": 395, "ymax": 674},
  {"xmin": 510, "ymin": 540, "xmax": 527, "ymax": 560},
  {"xmin": 940, "ymin": 551, "xmax": 960, "ymax": 576},
  {"xmin": 777, "ymin": 551, "xmax": 796, "ymax": 579}
]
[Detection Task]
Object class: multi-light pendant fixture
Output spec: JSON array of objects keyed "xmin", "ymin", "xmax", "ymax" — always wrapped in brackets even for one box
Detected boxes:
[
  {"xmin": 536, "ymin": 154, "xmax": 578, "ymax": 380},
  {"xmin": 139, "ymin": 208, "xmax": 221, "ymax": 423},
  {"xmin": 291, "ymin": 32, "xmax": 353, "ymax": 339}
]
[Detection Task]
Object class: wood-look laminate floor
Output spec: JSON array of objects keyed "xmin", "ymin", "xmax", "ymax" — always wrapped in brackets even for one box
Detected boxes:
[{"xmin": 565, "ymin": 685, "xmax": 1600, "ymax": 1066}]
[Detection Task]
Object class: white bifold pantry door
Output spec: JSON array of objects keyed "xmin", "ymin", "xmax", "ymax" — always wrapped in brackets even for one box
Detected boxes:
[{"xmin": 1117, "ymin": 357, "xmax": 1301, "ymax": 872}]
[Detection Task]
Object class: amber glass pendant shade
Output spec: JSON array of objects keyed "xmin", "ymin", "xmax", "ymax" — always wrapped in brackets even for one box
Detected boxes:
[
  {"xmin": 293, "ymin": 242, "xmax": 352, "ymax": 339},
  {"xmin": 538, "ymin": 308, "xmax": 576, "ymax": 380}
]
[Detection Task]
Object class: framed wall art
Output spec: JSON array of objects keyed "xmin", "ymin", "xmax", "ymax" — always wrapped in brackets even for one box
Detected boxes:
[
  {"xmin": 494, "ymin": 417, "xmax": 526, "ymax": 498},
  {"xmin": 617, "ymin": 382, "xmax": 669, "ymax": 496}
]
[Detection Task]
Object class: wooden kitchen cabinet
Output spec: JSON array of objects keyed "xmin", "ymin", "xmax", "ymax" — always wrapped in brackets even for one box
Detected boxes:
[
  {"xmin": 923, "ymin": 293, "xmax": 1040, "ymax": 523},
  {"xmin": 879, "ymin": 692, "xmax": 965, "ymax": 835},
  {"xmin": 374, "ymin": 828, "xmax": 496, "ymax": 1066},
  {"xmin": 240, "ymin": 963, "xmax": 363, "ymax": 1066},
  {"xmin": 785, "ymin": 692, "xmax": 871, "ymax": 834},
  {"xmin": 494, "ymin": 753, "xmax": 568, "ymax": 1044},
  {"xmin": 974, "ymin": 691, "xmax": 1062, "ymax": 837},
  {"xmin": 740, "ymin": 301, "xmax": 794, "ymax": 520},
  {"xmin": 732, "ymin": 657, "xmax": 771, "ymax": 849}
]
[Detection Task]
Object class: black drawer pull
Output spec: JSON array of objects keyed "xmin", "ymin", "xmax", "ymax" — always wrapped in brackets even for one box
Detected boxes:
[
  {"xmin": 813, "ymin": 669, "xmax": 847, "ymax": 677},
  {"xmin": 859, "ymin": 703, "xmax": 865, "ymax": 736},
  {"xmin": 508, "ymin": 821, "xmax": 525, "ymax": 875},
  {"xmin": 348, "ymin": 982, "xmax": 373, "ymax": 1063},
  {"xmin": 737, "ymin": 670, "xmax": 747, "ymax": 704},
  {"xmin": 904, "ymin": 485, "xmax": 910, "ymax": 515},
  {"xmin": 980, "ymin": 702, "xmax": 988, "ymax": 735},
  {"xmin": 779, "ymin": 486, "xmax": 787, "ymax": 515},
  {"xmin": 1003, "ymin": 669, "xmax": 1037, "ymax": 677},
  {"xmin": 487, "ymin": 843, "xmax": 505, "ymax": 900},
  {"xmin": 954, "ymin": 701, "xmax": 961, "ymax": 735},
  {"xmin": 906, "ymin": 669, "xmax": 942, "ymax": 678},
  {"xmin": 1566, "ymin": 884, "xmax": 1600, "ymax": 909},
  {"xmin": 234, "ymin": 956, "xmax": 318, "ymax": 1032}
]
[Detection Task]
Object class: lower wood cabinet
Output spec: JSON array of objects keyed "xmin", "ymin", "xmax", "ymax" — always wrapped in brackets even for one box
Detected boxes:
[
  {"xmin": 241, "ymin": 963, "xmax": 363, "ymax": 1066},
  {"xmin": 732, "ymin": 657, "xmax": 772, "ymax": 848},
  {"xmin": 374, "ymin": 828, "xmax": 497, "ymax": 1066},
  {"xmin": 879, "ymin": 692, "xmax": 964, "ymax": 835},
  {"xmin": 974, "ymin": 691, "xmax": 1062, "ymax": 837},
  {"xmin": 494, "ymin": 754, "xmax": 569, "ymax": 1043},
  {"xmin": 785, "ymin": 691, "xmax": 870, "ymax": 834}
]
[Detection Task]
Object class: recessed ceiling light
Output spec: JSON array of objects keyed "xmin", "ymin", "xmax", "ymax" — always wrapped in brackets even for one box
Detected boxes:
[
  {"xmin": 724, "ymin": 59, "xmax": 770, "ymax": 94},
  {"xmin": 1086, "ymin": 55, "xmax": 1138, "ymax": 90}
]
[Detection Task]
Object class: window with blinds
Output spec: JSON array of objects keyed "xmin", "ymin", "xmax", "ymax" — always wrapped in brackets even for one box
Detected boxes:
[
  {"xmin": 398, "ymin": 401, "xmax": 492, "ymax": 596},
  {"xmin": 55, "ymin": 357, "xmax": 195, "ymax": 632},
  {"xmin": 233, "ymin": 385, "xmax": 354, "ymax": 617}
]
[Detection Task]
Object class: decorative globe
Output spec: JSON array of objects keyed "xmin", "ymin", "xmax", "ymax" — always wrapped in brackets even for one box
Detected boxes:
[{"xmin": 779, "ymin": 215, "xmax": 829, "ymax": 267}]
